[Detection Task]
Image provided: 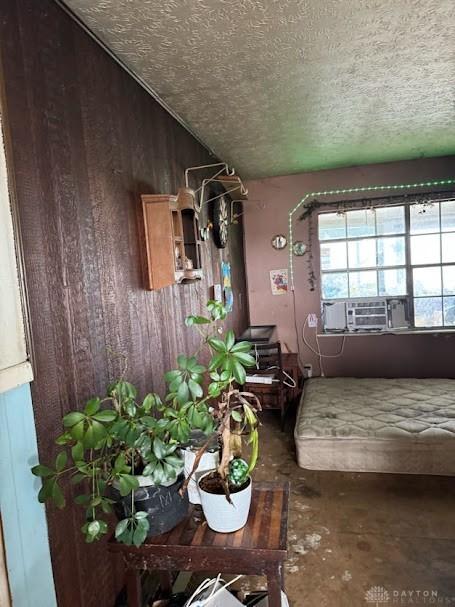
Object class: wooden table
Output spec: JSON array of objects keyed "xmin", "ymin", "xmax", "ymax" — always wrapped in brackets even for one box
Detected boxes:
[{"xmin": 109, "ymin": 481, "xmax": 289, "ymax": 606}]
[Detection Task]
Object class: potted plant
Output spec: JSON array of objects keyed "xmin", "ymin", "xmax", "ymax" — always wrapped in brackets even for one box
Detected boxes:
[
  {"xmin": 177, "ymin": 300, "xmax": 261, "ymax": 532},
  {"xmin": 32, "ymin": 376, "xmax": 214, "ymax": 547},
  {"xmin": 32, "ymin": 300, "xmax": 260, "ymax": 544}
]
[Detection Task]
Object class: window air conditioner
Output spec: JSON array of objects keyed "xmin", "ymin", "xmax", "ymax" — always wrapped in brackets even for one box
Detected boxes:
[
  {"xmin": 322, "ymin": 298, "xmax": 409, "ymax": 333},
  {"xmin": 346, "ymin": 299, "xmax": 388, "ymax": 331}
]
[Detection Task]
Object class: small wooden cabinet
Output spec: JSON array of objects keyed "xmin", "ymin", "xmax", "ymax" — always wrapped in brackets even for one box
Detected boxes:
[{"xmin": 141, "ymin": 189, "xmax": 203, "ymax": 291}]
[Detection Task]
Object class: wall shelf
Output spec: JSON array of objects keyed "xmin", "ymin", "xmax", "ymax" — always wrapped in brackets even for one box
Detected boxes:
[{"xmin": 141, "ymin": 189, "xmax": 203, "ymax": 290}]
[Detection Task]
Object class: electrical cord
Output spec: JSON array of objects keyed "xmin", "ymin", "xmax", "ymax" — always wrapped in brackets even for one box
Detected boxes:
[
  {"xmin": 302, "ymin": 314, "xmax": 346, "ymax": 377},
  {"xmin": 186, "ymin": 573, "xmax": 243, "ymax": 606},
  {"xmin": 251, "ymin": 345, "xmax": 297, "ymax": 388}
]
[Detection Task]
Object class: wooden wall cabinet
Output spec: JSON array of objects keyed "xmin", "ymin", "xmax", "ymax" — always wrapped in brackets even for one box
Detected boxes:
[{"xmin": 141, "ymin": 190, "xmax": 203, "ymax": 290}]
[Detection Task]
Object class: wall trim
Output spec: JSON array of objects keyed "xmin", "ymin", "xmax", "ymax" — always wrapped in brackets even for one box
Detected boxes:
[{"xmin": 0, "ymin": 362, "xmax": 33, "ymax": 394}]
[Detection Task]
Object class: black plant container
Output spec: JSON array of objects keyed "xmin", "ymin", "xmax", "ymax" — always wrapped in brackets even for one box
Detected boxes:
[{"xmin": 111, "ymin": 475, "xmax": 189, "ymax": 537}]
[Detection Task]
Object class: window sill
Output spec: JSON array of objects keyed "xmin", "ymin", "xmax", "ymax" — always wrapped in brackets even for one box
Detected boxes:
[{"xmin": 318, "ymin": 328, "xmax": 455, "ymax": 337}]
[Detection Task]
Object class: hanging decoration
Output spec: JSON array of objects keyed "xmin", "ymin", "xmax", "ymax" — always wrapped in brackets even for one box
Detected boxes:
[
  {"xmin": 271, "ymin": 234, "xmax": 287, "ymax": 250},
  {"xmin": 221, "ymin": 261, "xmax": 233, "ymax": 312},
  {"xmin": 288, "ymin": 178, "xmax": 455, "ymax": 291},
  {"xmin": 183, "ymin": 162, "xmax": 248, "ymax": 249},
  {"xmin": 292, "ymin": 241, "xmax": 307, "ymax": 256}
]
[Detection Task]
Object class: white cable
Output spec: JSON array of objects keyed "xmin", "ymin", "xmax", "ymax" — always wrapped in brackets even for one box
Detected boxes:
[
  {"xmin": 265, "ymin": 365, "xmax": 297, "ymax": 389},
  {"xmin": 186, "ymin": 574, "xmax": 243, "ymax": 606},
  {"xmin": 302, "ymin": 315, "xmax": 346, "ymax": 377},
  {"xmin": 252, "ymin": 345, "xmax": 297, "ymax": 388}
]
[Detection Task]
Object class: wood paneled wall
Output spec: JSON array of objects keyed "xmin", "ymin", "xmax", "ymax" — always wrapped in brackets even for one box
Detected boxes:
[{"xmin": 0, "ymin": 1, "xmax": 248, "ymax": 605}]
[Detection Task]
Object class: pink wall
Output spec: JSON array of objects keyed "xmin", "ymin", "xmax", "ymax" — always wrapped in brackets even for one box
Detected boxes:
[{"xmin": 244, "ymin": 156, "xmax": 455, "ymax": 378}]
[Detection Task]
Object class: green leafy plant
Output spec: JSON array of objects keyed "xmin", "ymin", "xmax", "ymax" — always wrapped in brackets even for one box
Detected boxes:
[
  {"xmin": 32, "ymin": 300, "xmax": 260, "ymax": 546},
  {"xmin": 32, "ymin": 380, "xmax": 212, "ymax": 547},
  {"xmin": 181, "ymin": 300, "xmax": 261, "ymax": 496}
]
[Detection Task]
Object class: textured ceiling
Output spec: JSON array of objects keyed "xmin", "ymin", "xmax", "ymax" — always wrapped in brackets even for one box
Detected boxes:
[{"xmin": 64, "ymin": 0, "xmax": 455, "ymax": 179}]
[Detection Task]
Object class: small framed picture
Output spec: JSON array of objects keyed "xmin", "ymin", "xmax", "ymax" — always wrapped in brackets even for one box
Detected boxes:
[{"xmin": 270, "ymin": 269, "xmax": 288, "ymax": 295}]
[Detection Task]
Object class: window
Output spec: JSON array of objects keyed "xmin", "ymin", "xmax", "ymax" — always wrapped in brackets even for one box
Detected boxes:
[{"xmin": 318, "ymin": 198, "xmax": 455, "ymax": 329}]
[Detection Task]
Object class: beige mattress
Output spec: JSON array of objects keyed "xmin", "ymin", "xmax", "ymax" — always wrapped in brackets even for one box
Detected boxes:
[{"xmin": 295, "ymin": 377, "xmax": 455, "ymax": 475}]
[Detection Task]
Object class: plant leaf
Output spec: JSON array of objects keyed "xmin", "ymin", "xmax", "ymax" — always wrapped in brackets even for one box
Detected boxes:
[
  {"xmin": 51, "ymin": 481, "xmax": 65, "ymax": 508},
  {"xmin": 133, "ymin": 518, "xmax": 149, "ymax": 547},
  {"xmin": 63, "ymin": 411, "xmax": 85, "ymax": 428},
  {"xmin": 70, "ymin": 472, "xmax": 86, "ymax": 485},
  {"xmin": 188, "ymin": 379, "xmax": 203, "ymax": 399},
  {"xmin": 208, "ymin": 353, "xmax": 226, "ymax": 371},
  {"xmin": 92, "ymin": 410, "xmax": 117, "ymax": 423},
  {"xmin": 176, "ymin": 381, "xmax": 189, "ymax": 405},
  {"xmin": 231, "ymin": 410, "xmax": 243, "ymax": 423},
  {"xmin": 118, "ymin": 474, "xmax": 139, "ymax": 497},
  {"xmin": 232, "ymin": 361, "xmax": 246, "ymax": 385},
  {"xmin": 233, "ymin": 352, "xmax": 256, "ymax": 367},
  {"xmin": 55, "ymin": 451, "xmax": 68, "ymax": 472},
  {"xmin": 87, "ymin": 520, "xmax": 101, "ymax": 537},
  {"xmin": 177, "ymin": 354, "xmax": 187, "ymax": 369},
  {"xmin": 208, "ymin": 338, "xmax": 226, "ymax": 353},
  {"xmin": 55, "ymin": 432, "xmax": 72, "ymax": 445},
  {"xmin": 115, "ymin": 519, "xmax": 129, "ymax": 538},
  {"xmin": 134, "ymin": 510, "xmax": 148, "ymax": 520},
  {"xmin": 84, "ymin": 398, "xmax": 101, "ymax": 416},
  {"xmin": 70, "ymin": 420, "xmax": 85, "ymax": 441},
  {"xmin": 71, "ymin": 441, "xmax": 84, "ymax": 462},
  {"xmin": 225, "ymin": 330, "xmax": 235, "ymax": 351},
  {"xmin": 83, "ymin": 420, "xmax": 107, "ymax": 448},
  {"xmin": 153, "ymin": 437, "xmax": 165, "ymax": 460},
  {"xmin": 231, "ymin": 341, "xmax": 252, "ymax": 353},
  {"xmin": 31, "ymin": 464, "xmax": 54, "ymax": 477},
  {"xmin": 141, "ymin": 393, "xmax": 157, "ymax": 411},
  {"xmin": 114, "ymin": 453, "xmax": 127, "ymax": 472}
]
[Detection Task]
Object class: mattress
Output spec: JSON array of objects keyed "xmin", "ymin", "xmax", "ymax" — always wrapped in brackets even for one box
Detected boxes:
[{"xmin": 294, "ymin": 377, "xmax": 455, "ymax": 475}]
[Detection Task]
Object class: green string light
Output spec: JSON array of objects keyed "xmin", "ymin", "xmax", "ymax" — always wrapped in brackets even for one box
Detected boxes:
[{"xmin": 288, "ymin": 178, "xmax": 455, "ymax": 291}]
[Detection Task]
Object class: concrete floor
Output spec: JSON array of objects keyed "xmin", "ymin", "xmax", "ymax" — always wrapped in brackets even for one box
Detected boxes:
[{"xmin": 242, "ymin": 412, "xmax": 455, "ymax": 607}]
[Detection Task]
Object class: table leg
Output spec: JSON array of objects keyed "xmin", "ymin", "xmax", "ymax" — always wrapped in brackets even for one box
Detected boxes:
[
  {"xmin": 159, "ymin": 570, "xmax": 173, "ymax": 596},
  {"xmin": 266, "ymin": 562, "xmax": 284, "ymax": 607},
  {"xmin": 126, "ymin": 569, "xmax": 142, "ymax": 607}
]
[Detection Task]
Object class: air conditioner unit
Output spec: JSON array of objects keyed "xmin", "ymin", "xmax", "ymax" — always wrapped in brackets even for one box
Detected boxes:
[
  {"xmin": 322, "ymin": 301, "xmax": 347, "ymax": 332},
  {"xmin": 346, "ymin": 298, "xmax": 388, "ymax": 332},
  {"xmin": 322, "ymin": 297, "xmax": 410, "ymax": 333}
]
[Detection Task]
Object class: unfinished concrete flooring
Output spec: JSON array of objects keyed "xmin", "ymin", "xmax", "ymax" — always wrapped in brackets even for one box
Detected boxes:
[{"xmin": 248, "ymin": 412, "xmax": 455, "ymax": 606}]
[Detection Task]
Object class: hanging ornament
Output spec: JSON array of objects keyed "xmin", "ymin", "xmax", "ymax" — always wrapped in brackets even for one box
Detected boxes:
[{"xmin": 292, "ymin": 241, "xmax": 307, "ymax": 256}]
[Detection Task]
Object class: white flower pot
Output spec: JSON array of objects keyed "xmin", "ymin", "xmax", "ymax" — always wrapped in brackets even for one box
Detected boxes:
[
  {"xmin": 183, "ymin": 449, "xmax": 219, "ymax": 504},
  {"xmin": 197, "ymin": 471, "xmax": 252, "ymax": 533}
]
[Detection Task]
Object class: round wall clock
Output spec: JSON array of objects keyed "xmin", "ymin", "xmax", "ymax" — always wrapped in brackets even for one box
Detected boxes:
[
  {"xmin": 271, "ymin": 234, "xmax": 287, "ymax": 250},
  {"xmin": 293, "ymin": 241, "xmax": 307, "ymax": 256}
]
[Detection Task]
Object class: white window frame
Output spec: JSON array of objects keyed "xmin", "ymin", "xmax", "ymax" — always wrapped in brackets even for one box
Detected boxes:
[{"xmin": 318, "ymin": 193, "xmax": 455, "ymax": 330}]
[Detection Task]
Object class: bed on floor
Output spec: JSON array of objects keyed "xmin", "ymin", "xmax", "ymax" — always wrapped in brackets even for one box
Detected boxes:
[{"xmin": 294, "ymin": 377, "xmax": 455, "ymax": 475}]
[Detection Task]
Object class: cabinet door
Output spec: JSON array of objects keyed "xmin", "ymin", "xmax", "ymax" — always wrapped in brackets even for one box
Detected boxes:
[{"xmin": 142, "ymin": 197, "xmax": 175, "ymax": 290}]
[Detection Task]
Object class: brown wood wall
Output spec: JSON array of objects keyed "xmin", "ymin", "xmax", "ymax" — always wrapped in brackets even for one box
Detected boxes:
[{"xmin": 0, "ymin": 1, "xmax": 248, "ymax": 605}]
